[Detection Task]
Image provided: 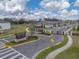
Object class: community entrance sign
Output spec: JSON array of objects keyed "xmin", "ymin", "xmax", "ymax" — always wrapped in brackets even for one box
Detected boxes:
[{"xmin": 15, "ymin": 32, "xmax": 26, "ymax": 41}]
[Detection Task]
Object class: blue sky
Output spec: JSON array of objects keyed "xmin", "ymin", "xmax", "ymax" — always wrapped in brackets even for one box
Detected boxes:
[
  {"xmin": 0, "ymin": 0, "xmax": 79, "ymax": 20},
  {"xmin": 27, "ymin": 0, "xmax": 42, "ymax": 10},
  {"xmin": 27, "ymin": 0, "xmax": 78, "ymax": 10},
  {"xmin": 68, "ymin": 0, "xmax": 79, "ymax": 10},
  {"xmin": 27, "ymin": 0, "xmax": 79, "ymax": 11}
]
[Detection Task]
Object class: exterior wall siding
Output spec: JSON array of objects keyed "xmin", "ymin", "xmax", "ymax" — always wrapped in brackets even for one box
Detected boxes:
[{"xmin": 0, "ymin": 23, "xmax": 11, "ymax": 30}]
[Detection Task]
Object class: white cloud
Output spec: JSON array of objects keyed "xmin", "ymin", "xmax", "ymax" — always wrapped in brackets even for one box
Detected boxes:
[
  {"xmin": 70, "ymin": 9, "xmax": 78, "ymax": 16},
  {"xmin": 39, "ymin": 0, "xmax": 79, "ymax": 20},
  {"xmin": 61, "ymin": 1, "xmax": 70, "ymax": 9},
  {"xmin": 0, "ymin": 0, "xmax": 78, "ymax": 20},
  {"xmin": 0, "ymin": 3, "xmax": 4, "ymax": 10},
  {"xmin": 40, "ymin": 0, "xmax": 70, "ymax": 11},
  {"xmin": 60, "ymin": 9, "xmax": 68, "ymax": 15},
  {"xmin": 59, "ymin": 9, "xmax": 79, "ymax": 20},
  {"xmin": 0, "ymin": 0, "xmax": 29, "ymax": 13},
  {"xmin": 24, "ymin": 9, "xmax": 79, "ymax": 20},
  {"xmin": 60, "ymin": 9, "xmax": 78, "ymax": 16},
  {"xmin": 24, "ymin": 9, "xmax": 57, "ymax": 20},
  {"xmin": 74, "ymin": 0, "xmax": 79, "ymax": 6}
]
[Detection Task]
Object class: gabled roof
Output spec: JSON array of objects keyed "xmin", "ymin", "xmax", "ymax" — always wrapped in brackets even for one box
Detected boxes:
[{"xmin": 0, "ymin": 20, "xmax": 9, "ymax": 23}]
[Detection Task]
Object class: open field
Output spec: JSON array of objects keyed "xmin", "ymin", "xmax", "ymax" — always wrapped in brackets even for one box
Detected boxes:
[
  {"xmin": 55, "ymin": 33, "xmax": 79, "ymax": 59},
  {"xmin": 0, "ymin": 24, "xmax": 26, "ymax": 38}
]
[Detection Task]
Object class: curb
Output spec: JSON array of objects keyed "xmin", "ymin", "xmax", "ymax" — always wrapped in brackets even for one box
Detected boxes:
[
  {"xmin": 31, "ymin": 42, "xmax": 61, "ymax": 59},
  {"xmin": 4, "ymin": 39, "xmax": 39, "ymax": 48},
  {"xmin": 45, "ymin": 35, "xmax": 73, "ymax": 59},
  {"xmin": 11, "ymin": 40, "xmax": 38, "ymax": 48},
  {"xmin": 31, "ymin": 46, "xmax": 51, "ymax": 59}
]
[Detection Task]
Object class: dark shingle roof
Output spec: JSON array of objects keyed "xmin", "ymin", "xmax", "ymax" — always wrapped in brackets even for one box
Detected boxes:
[{"xmin": 0, "ymin": 20, "xmax": 9, "ymax": 23}]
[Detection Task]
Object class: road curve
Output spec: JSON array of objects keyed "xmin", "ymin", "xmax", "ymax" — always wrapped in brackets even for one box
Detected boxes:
[{"xmin": 45, "ymin": 35, "xmax": 73, "ymax": 59}]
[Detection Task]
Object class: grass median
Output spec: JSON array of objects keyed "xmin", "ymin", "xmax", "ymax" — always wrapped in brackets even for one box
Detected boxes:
[
  {"xmin": 4, "ymin": 36, "xmax": 38, "ymax": 48},
  {"xmin": 35, "ymin": 35, "xmax": 68, "ymax": 59}
]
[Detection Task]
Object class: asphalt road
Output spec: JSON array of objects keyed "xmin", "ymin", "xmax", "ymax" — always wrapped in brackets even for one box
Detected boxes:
[
  {"xmin": 13, "ymin": 25, "xmax": 72, "ymax": 59},
  {"xmin": 0, "ymin": 39, "xmax": 29, "ymax": 59},
  {"xmin": 0, "ymin": 34, "xmax": 53, "ymax": 59},
  {"xmin": 0, "ymin": 25, "xmax": 73, "ymax": 59},
  {"xmin": 13, "ymin": 36, "xmax": 53, "ymax": 59},
  {"xmin": 1, "ymin": 36, "xmax": 16, "ymax": 42}
]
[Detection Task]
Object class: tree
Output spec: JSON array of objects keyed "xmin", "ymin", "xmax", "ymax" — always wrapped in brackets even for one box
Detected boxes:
[
  {"xmin": 77, "ymin": 26, "xmax": 79, "ymax": 31},
  {"xmin": 18, "ymin": 18, "xmax": 25, "ymax": 24}
]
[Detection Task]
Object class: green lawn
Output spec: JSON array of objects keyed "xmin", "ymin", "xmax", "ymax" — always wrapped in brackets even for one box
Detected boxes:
[
  {"xmin": 35, "ymin": 35, "xmax": 68, "ymax": 59},
  {"xmin": 55, "ymin": 34, "xmax": 79, "ymax": 59},
  {"xmin": 0, "ymin": 24, "xmax": 26, "ymax": 38}
]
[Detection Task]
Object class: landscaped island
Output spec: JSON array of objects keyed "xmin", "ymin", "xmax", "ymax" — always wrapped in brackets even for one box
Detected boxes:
[{"xmin": 5, "ymin": 36, "xmax": 38, "ymax": 48}]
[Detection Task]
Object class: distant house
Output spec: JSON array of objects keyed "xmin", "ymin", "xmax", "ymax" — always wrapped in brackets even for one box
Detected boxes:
[
  {"xmin": 35, "ymin": 21, "xmax": 62, "ymax": 33},
  {"xmin": 0, "ymin": 20, "xmax": 11, "ymax": 30}
]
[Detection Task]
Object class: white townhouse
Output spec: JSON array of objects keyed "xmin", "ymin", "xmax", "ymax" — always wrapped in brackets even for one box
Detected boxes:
[{"xmin": 0, "ymin": 20, "xmax": 11, "ymax": 30}]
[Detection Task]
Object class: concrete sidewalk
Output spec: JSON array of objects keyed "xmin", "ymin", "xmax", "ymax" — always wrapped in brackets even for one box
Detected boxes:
[{"xmin": 45, "ymin": 35, "xmax": 73, "ymax": 59}]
